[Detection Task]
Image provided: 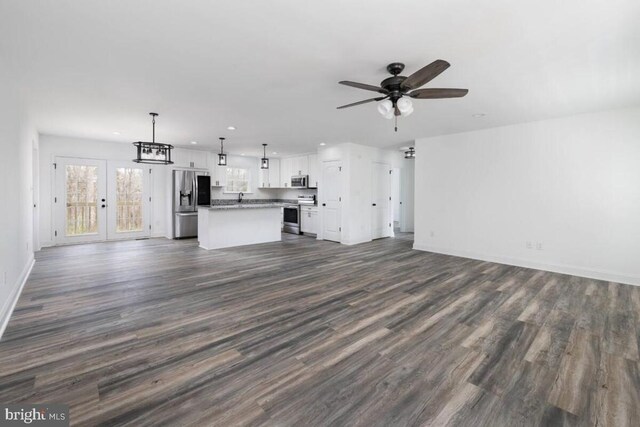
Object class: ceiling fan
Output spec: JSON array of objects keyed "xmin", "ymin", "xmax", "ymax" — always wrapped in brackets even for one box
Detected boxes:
[{"xmin": 337, "ymin": 60, "xmax": 468, "ymax": 131}]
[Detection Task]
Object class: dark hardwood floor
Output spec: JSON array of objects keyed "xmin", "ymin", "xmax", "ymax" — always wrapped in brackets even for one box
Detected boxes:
[{"xmin": 0, "ymin": 234, "xmax": 639, "ymax": 426}]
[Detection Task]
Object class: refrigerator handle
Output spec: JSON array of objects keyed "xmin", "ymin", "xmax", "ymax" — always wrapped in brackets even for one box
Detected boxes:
[{"xmin": 193, "ymin": 173, "xmax": 197, "ymax": 210}]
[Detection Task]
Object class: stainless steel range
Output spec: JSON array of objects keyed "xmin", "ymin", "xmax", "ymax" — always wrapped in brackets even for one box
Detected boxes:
[{"xmin": 282, "ymin": 195, "xmax": 316, "ymax": 234}]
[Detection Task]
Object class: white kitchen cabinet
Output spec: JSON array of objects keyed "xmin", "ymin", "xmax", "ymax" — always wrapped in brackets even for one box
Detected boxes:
[
  {"xmin": 172, "ymin": 148, "xmax": 208, "ymax": 169},
  {"xmin": 171, "ymin": 148, "xmax": 189, "ymax": 168},
  {"xmin": 258, "ymin": 168, "xmax": 268, "ymax": 188},
  {"xmin": 211, "ymin": 162, "xmax": 227, "ymax": 187},
  {"xmin": 280, "ymin": 157, "xmax": 293, "ymax": 188},
  {"xmin": 307, "ymin": 153, "xmax": 319, "ymax": 188},
  {"xmin": 300, "ymin": 206, "xmax": 319, "ymax": 234},
  {"xmin": 188, "ymin": 150, "xmax": 208, "ymax": 169},
  {"xmin": 258, "ymin": 158, "xmax": 280, "ymax": 188},
  {"xmin": 292, "ymin": 156, "xmax": 308, "ymax": 176},
  {"xmin": 268, "ymin": 158, "xmax": 280, "ymax": 188}
]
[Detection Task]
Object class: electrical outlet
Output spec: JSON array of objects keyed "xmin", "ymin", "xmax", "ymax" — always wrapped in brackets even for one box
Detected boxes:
[
  {"xmin": 526, "ymin": 241, "xmax": 532, "ymax": 249},
  {"xmin": 536, "ymin": 242, "xmax": 543, "ymax": 250}
]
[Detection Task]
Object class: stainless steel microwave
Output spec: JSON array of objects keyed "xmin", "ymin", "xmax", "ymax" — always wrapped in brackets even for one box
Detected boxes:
[{"xmin": 291, "ymin": 175, "xmax": 308, "ymax": 188}]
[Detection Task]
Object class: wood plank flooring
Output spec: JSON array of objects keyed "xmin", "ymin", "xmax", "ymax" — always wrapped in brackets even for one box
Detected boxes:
[{"xmin": 0, "ymin": 234, "xmax": 639, "ymax": 426}]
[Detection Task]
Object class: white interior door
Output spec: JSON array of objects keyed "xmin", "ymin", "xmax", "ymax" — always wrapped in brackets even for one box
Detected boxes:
[
  {"xmin": 55, "ymin": 157, "xmax": 107, "ymax": 244},
  {"xmin": 107, "ymin": 162, "xmax": 150, "ymax": 240},
  {"xmin": 371, "ymin": 162, "xmax": 391, "ymax": 239},
  {"xmin": 322, "ymin": 160, "xmax": 342, "ymax": 242}
]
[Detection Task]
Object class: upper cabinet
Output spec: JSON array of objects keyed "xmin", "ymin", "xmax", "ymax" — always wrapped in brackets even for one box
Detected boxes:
[
  {"xmin": 172, "ymin": 148, "xmax": 209, "ymax": 169},
  {"xmin": 258, "ymin": 158, "xmax": 280, "ymax": 188},
  {"xmin": 280, "ymin": 157, "xmax": 293, "ymax": 188},
  {"xmin": 307, "ymin": 154, "xmax": 319, "ymax": 188},
  {"xmin": 279, "ymin": 153, "xmax": 318, "ymax": 187},
  {"xmin": 291, "ymin": 156, "xmax": 308, "ymax": 176},
  {"xmin": 268, "ymin": 158, "xmax": 280, "ymax": 188}
]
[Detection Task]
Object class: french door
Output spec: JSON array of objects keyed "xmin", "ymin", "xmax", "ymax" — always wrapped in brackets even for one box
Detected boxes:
[
  {"xmin": 106, "ymin": 162, "xmax": 150, "ymax": 240},
  {"xmin": 55, "ymin": 157, "xmax": 150, "ymax": 244},
  {"xmin": 55, "ymin": 157, "xmax": 107, "ymax": 244}
]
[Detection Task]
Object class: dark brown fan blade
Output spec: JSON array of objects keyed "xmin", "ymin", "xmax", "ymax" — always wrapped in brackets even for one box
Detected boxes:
[
  {"xmin": 401, "ymin": 60, "xmax": 450, "ymax": 90},
  {"xmin": 407, "ymin": 88, "xmax": 469, "ymax": 99},
  {"xmin": 339, "ymin": 81, "xmax": 389, "ymax": 94},
  {"xmin": 337, "ymin": 96, "xmax": 387, "ymax": 109}
]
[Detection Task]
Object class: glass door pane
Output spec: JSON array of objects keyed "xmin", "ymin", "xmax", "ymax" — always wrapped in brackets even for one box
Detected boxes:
[
  {"xmin": 115, "ymin": 167, "xmax": 143, "ymax": 232},
  {"xmin": 65, "ymin": 165, "xmax": 99, "ymax": 236}
]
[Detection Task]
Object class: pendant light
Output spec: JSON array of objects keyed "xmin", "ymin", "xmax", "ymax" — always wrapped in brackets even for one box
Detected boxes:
[
  {"xmin": 404, "ymin": 147, "xmax": 415, "ymax": 159},
  {"xmin": 217, "ymin": 137, "xmax": 227, "ymax": 166},
  {"xmin": 261, "ymin": 143, "xmax": 269, "ymax": 169},
  {"xmin": 132, "ymin": 113, "xmax": 174, "ymax": 164}
]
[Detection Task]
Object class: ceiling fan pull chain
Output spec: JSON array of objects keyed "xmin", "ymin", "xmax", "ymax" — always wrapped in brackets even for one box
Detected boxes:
[{"xmin": 395, "ymin": 115, "xmax": 398, "ymax": 132}]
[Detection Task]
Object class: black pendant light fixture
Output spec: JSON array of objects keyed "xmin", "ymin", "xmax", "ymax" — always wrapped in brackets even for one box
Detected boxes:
[
  {"xmin": 404, "ymin": 147, "xmax": 415, "ymax": 159},
  {"xmin": 132, "ymin": 113, "xmax": 174, "ymax": 164},
  {"xmin": 217, "ymin": 137, "xmax": 227, "ymax": 166},
  {"xmin": 261, "ymin": 143, "xmax": 269, "ymax": 169}
]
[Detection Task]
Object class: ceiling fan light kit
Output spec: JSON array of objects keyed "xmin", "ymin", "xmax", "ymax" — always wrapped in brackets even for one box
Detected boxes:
[
  {"xmin": 404, "ymin": 147, "xmax": 416, "ymax": 159},
  {"xmin": 337, "ymin": 59, "xmax": 468, "ymax": 131},
  {"xmin": 132, "ymin": 112, "xmax": 174, "ymax": 165}
]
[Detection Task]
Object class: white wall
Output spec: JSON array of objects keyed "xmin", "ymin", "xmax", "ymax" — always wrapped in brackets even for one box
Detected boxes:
[
  {"xmin": 401, "ymin": 159, "xmax": 415, "ymax": 232},
  {"xmin": 414, "ymin": 107, "xmax": 640, "ymax": 286},
  {"xmin": 0, "ymin": 70, "xmax": 36, "ymax": 337},
  {"xmin": 39, "ymin": 134, "xmax": 170, "ymax": 246}
]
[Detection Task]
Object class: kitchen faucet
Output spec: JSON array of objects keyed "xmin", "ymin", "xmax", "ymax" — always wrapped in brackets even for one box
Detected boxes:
[{"xmin": 238, "ymin": 192, "xmax": 244, "ymax": 203}]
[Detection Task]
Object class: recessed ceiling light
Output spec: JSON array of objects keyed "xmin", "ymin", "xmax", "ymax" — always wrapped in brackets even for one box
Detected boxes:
[
  {"xmin": 112, "ymin": 131, "xmax": 121, "ymax": 135},
  {"xmin": 241, "ymin": 153, "xmax": 245, "ymax": 156},
  {"xmin": 319, "ymin": 142, "xmax": 326, "ymax": 146},
  {"xmin": 227, "ymin": 126, "xmax": 236, "ymax": 131},
  {"xmin": 272, "ymin": 151, "xmax": 277, "ymax": 155},
  {"xmin": 472, "ymin": 113, "xmax": 486, "ymax": 118},
  {"xmin": 190, "ymin": 140, "xmax": 198, "ymax": 145}
]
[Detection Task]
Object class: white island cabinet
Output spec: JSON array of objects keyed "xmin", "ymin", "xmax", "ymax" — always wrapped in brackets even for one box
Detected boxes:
[{"xmin": 198, "ymin": 205, "xmax": 282, "ymax": 250}]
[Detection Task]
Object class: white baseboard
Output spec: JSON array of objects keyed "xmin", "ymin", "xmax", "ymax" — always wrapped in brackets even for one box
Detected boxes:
[
  {"xmin": 412, "ymin": 243, "xmax": 640, "ymax": 287},
  {"xmin": 0, "ymin": 255, "xmax": 35, "ymax": 340},
  {"xmin": 342, "ymin": 238, "xmax": 371, "ymax": 246}
]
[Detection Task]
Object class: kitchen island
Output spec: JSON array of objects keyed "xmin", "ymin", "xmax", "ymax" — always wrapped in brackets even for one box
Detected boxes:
[{"xmin": 198, "ymin": 204, "xmax": 283, "ymax": 250}]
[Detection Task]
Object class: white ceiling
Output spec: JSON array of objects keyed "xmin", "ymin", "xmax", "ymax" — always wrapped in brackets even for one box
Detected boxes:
[{"xmin": 1, "ymin": 0, "xmax": 639, "ymax": 157}]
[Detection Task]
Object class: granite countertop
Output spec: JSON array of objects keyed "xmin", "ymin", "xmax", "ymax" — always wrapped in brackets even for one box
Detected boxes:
[{"xmin": 201, "ymin": 203, "xmax": 288, "ymax": 210}]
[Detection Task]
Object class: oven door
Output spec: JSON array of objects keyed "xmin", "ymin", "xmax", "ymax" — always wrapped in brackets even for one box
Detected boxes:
[{"xmin": 282, "ymin": 206, "xmax": 300, "ymax": 234}]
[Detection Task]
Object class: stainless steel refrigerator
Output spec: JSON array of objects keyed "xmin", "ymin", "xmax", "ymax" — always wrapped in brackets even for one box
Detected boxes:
[{"xmin": 172, "ymin": 170, "xmax": 211, "ymax": 238}]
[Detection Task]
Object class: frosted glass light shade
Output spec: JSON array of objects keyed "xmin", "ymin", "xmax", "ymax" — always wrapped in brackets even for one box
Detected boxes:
[
  {"xmin": 377, "ymin": 100, "xmax": 393, "ymax": 116},
  {"xmin": 397, "ymin": 98, "xmax": 413, "ymax": 113}
]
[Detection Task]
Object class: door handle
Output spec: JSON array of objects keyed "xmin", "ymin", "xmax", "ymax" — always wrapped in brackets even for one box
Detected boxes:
[
  {"xmin": 372, "ymin": 203, "xmax": 377, "ymax": 206},
  {"xmin": 322, "ymin": 203, "xmax": 326, "ymax": 207},
  {"xmin": 101, "ymin": 198, "xmax": 106, "ymax": 202},
  {"xmin": 101, "ymin": 204, "xmax": 106, "ymax": 208}
]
